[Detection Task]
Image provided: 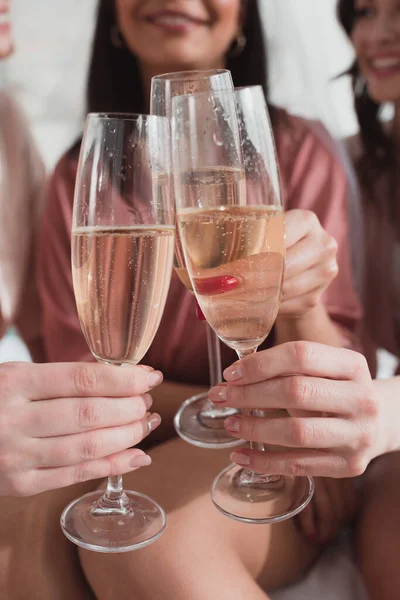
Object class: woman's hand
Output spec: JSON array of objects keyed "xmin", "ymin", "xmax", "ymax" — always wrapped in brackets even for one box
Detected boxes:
[
  {"xmin": 279, "ymin": 210, "xmax": 338, "ymax": 318},
  {"xmin": 208, "ymin": 341, "xmax": 382, "ymax": 478},
  {"xmin": 0, "ymin": 361, "xmax": 163, "ymax": 496},
  {"xmin": 295, "ymin": 477, "xmax": 357, "ymax": 545}
]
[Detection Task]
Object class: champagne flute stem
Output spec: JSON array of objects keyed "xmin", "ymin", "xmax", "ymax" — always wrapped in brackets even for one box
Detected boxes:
[
  {"xmin": 237, "ymin": 349, "xmax": 280, "ymax": 483},
  {"xmin": 92, "ymin": 476, "xmax": 130, "ymax": 514},
  {"xmin": 206, "ymin": 322, "xmax": 222, "ymax": 387}
]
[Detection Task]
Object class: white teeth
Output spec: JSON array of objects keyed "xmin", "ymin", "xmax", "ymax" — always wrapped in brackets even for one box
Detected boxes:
[{"xmin": 373, "ymin": 58, "xmax": 400, "ymax": 69}]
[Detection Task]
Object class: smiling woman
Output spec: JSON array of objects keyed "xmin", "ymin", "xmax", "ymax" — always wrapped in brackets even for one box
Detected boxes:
[
  {"xmin": 115, "ymin": 0, "xmax": 242, "ymax": 90},
  {"xmin": 351, "ymin": 0, "xmax": 400, "ymax": 102},
  {"xmin": 32, "ymin": 0, "xmax": 363, "ymax": 599}
]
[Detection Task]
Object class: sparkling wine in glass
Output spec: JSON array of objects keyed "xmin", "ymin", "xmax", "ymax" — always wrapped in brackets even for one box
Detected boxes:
[
  {"xmin": 60, "ymin": 113, "xmax": 174, "ymax": 552},
  {"xmin": 172, "ymin": 86, "xmax": 314, "ymax": 524},
  {"xmin": 151, "ymin": 69, "xmax": 242, "ymax": 449}
]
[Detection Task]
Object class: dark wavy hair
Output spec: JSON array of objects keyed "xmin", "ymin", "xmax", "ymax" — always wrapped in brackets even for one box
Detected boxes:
[
  {"xmin": 337, "ymin": 0, "xmax": 394, "ymax": 183},
  {"xmin": 69, "ymin": 0, "xmax": 268, "ymax": 155}
]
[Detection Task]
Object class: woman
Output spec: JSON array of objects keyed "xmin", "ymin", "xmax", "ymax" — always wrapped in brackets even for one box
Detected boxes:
[
  {"xmin": 0, "ymin": 0, "xmax": 162, "ymax": 497},
  {"xmin": 0, "ymin": 3, "xmax": 165, "ymax": 599},
  {"xmin": 35, "ymin": 1, "xmax": 361, "ymax": 599},
  {"xmin": 212, "ymin": 1, "xmax": 400, "ymax": 598}
]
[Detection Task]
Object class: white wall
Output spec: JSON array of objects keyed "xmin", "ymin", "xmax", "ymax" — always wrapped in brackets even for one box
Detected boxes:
[
  {"xmin": 6, "ymin": 0, "xmax": 98, "ymax": 170},
  {"xmin": 262, "ymin": 0, "xmax": 357, "ymax": 137}
]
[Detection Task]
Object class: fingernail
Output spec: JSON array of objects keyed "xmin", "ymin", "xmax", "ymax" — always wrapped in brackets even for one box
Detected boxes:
[
  {"xmin": 147, "ymin": 371, "xmax": 163, "ymax": 388},
  {"xmin": 225, "ymin": 416, "xmax": 241, "ymax": 432},
  {"xmin": 130, "ymin": 453, "xmax": 152, "ymax": 468},
  {"xmin": 144, "ymin": 393, "xmax": 153, "ymax": 410},
  {"xmin": 137, "ymin": 365, "xmax": 154, "ymax": 372},
  {"xmin": 223, "ymin": 364, "xmax": 243, "ymax": 381},
  {"xmin": 195, "ymin": 301, "xmax": 206, "ymax": 321},
  {"xmin": 231, "ymin": 451, "xmax": 251, "ymax": 466},
  {"xmin": 194, "ymin": 275, "xmax": 240, "ymax": 295},
  {"xmin": 147, "ymin": 413, "xmax": 161, "ymax": 432},
  {"xmin": 209, "ymin": 385, "xmax": 227, "ymax": 403}
]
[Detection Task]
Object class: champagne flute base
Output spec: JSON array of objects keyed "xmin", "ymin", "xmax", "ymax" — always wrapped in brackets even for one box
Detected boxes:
[
  {"xmin": 60, "ymin": 490, "xmax": 166, "ymax": 553},
  {"xmin": 174, "ymin": 392, "xmax": 244, "ymax": 449},
  {"xmin": 211, "ymin": 463, "xmax": 314, "ymax": 524}
]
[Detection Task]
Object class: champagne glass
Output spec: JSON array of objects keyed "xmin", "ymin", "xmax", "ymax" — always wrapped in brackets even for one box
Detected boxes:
[
  {"xmin": 151, "ymin": 69, "xmax": 242, "ymax": 449},
  {"xmin": 172, "ymin": 87, "xmax": 314, "ymax": 524},
  {"xmin": 60, "ymin": 113, "xmax": 174, "ymax": 552}
]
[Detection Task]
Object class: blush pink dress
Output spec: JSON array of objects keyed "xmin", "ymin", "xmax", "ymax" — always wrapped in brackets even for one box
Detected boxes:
[{"xmin": 37, "ymin": 110, "xmax": 361, "ymax": 382}]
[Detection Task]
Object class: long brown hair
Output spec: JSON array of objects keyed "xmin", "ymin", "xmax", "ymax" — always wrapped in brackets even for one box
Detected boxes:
[
  {"xmin": 337, "ymin": 0, "xmax": 395, "ymax": 184},
  {"xmin": 69, "ymin": 0, "xmax": 268, "ymax": 156}
]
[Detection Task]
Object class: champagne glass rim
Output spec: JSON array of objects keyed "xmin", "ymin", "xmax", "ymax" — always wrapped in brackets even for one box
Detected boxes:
[
  {"xmin": 234, "ymin": 85, "xmax": 264, "ymax": 93},
  {"xmin": 86, "ymin": 112, "xmax": 167, "ymax": 123},
  {"xmin": 152, "ymin": 68, "xmax": 231, "ymax": 82},
  {"xmin": 171, "ymin": 85, "xmax": 265, "ymax": 104}
]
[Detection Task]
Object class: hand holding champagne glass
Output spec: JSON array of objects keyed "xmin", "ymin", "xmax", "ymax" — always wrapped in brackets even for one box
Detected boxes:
[
  {"xmin": 172, "ymin": 86, "xmax": 314, "ymax": 524},
  {"xmin": 60, "ymin": 113, "xmax": 174, "ymax": 552},
  {"xmin": 151, "ymin": 69, "xmax": 242, "ymax": 449}
]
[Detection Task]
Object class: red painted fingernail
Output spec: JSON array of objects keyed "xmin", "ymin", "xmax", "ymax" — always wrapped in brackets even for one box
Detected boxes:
[
  {"xmin": 196, "ymin": 301, "xmax": 206, "ymax": 321},
  {"xmin": 194, "ymin": 275, "xmax": 240, "ymax": 296}
]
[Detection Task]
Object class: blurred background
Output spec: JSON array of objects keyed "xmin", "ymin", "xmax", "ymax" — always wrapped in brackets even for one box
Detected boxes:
[
  {"xmin": 6, "ymin": 0, "xmax": 395, "ymax": 374},
  {"xmin": 6, "ymin": 0, "xmax": 356, "ymax": 173}
]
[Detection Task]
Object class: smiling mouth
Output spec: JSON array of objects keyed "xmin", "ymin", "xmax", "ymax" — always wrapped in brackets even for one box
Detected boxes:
[
  {"xmin": 370, "ymin": 57, "xmax": 400, "ymax": 75},
  {"xmin": 145, "ymin": 10, "xmax": 209, "ymax": 30}
]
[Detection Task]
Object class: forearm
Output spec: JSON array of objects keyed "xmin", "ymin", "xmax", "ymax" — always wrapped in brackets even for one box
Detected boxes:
[
  {"xmin": 275, "ymin": 303, "xmax": 347, "ymax": 348},
  {"xmin": 372, "ymin": 377, "xmax": 400, "ymax": 458},
  {"xmin": 141, "ymin": 379, "xmax": 207, "ymax": 448}
]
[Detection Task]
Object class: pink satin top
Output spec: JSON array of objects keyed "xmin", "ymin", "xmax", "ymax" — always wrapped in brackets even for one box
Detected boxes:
[{"xmin": 37, "ymin": 110, "xmax": 361, "ymax": 383}]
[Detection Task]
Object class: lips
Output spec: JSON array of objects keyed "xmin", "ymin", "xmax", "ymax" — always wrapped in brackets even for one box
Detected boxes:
[
  {"xmin": 368, "ymin": 55, "xmax": 400, "ymax": 79},
  {"xmin": 145, "ymin": 9, "xmax": 209, "ymax": 31}
]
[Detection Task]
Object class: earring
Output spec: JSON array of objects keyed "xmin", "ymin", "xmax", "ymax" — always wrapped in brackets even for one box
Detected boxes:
[
  {"xmin": 229, "ymin": 30, "xmax": 247, "ymax": 57},
  {"xmin": 111, "ymin": 25, "xmax": 124, "ymax": 48}
]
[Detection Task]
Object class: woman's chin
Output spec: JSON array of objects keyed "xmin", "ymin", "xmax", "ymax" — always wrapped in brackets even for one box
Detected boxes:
[
  {"xmin": 367, "ymin": 84, "xmax": 400, "ymax": 106},
  {"xmin": 140, "ymin": 46, "xmax": 215, "ymax": 73}
]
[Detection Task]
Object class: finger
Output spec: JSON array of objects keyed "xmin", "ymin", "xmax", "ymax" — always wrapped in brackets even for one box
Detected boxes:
[
  {"xmin": 230, "ymin": 448, "xmax": 350, "ymax": 478},
  {"xmin": 9, "ymin": 362, "xmax": 163, "ymax": 402},
  {"xmin": 29, "ymin": 449, "xmax": 153, "ymax": 495},
  {"xmin": 284, "ymin": 209, "xmax": 319, "ymax": 248},
  {"xmin": 278, "ymin": 293, "xmax": 322, "ymax": 317},
  {"xmin": 33, "ymin": 413, "xmax": 161, "ymax": 468},
  {"xmin": 212, "ymin": 377, "xmax": 367, "ymax": 416},
  {"xmin": 26, "ymin": 394, "xmax": 153, "ymax": 437},
  {"xmin": 284, "ymin": 234, "xmax": 336, "ymax": 282},
  {"xmin": 282, "ymin": 265, "xmax": 337, "ymax": 303},
  {"xmin": 222, "ymin": 341, "xmax": 371, "ymax": 385},
  {"xmin": 224, "ymin": 415, "xmax": 359, "ymax": 448}
]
